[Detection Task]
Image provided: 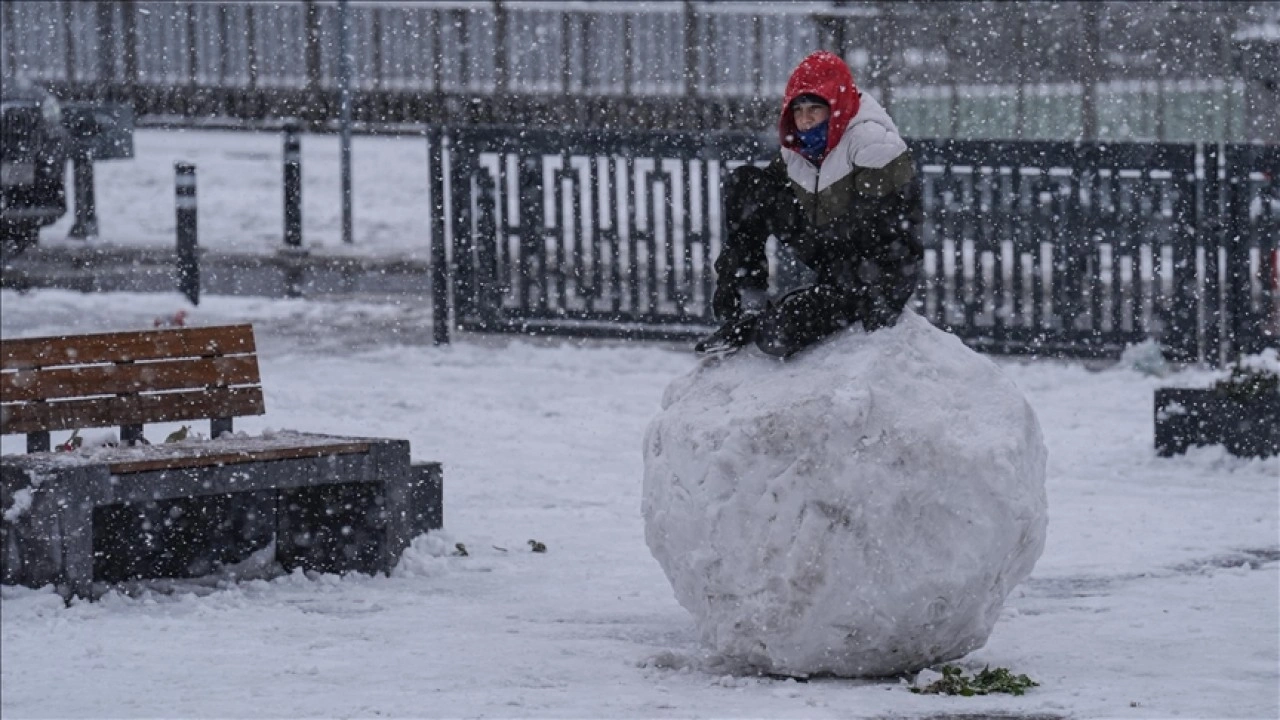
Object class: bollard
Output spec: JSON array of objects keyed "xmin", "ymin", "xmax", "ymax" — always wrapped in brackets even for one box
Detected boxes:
[
  {"xmin": 337, "ymin": 0, "xmax": 354, "ymax": 244},
  {"xmin": 67, "ymin": 150, "xmax": 99, "ymax": 239},
  {"xmin": 283, "ymin": 122, "xmax": 303, "ymax": 247},
  {"xmin": 174, "ymin": 162, "xmax": 199, "ymax": 305},
  {"xmin": 428, "ymin": 129, "xmax": 450, "ymax": 345}
]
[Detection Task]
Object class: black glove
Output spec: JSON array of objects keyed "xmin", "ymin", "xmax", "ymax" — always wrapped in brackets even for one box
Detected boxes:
[
  {"xmin": 695, "ymin": 312, "xmax": 760, "ymax": 354},
  {"xmin": 712, "ymin": 281, "xmax": 740, "ymax": 322}
]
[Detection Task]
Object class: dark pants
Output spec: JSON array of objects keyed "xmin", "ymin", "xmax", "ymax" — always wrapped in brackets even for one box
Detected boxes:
[
  {"xmin": 752, "ymin": 284, "xmax": 865, "ymax": 357},
  {"xmin": 719, "ymin": 165, "xmax": 919, "ymax": 358}
]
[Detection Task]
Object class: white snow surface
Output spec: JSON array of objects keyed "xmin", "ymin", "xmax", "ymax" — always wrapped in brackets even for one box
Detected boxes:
[
  {"xmin": 5, "ymin": 123, "xmax": 1280, "ymax": 713},
  {"xmin": 643, "ymin": 312, "xmax": 1048, "ymax": 677},
  {"xmin": 1, "ymin": 289, "xmax": 1276, "ymax": 718},
  {"xmin": 38, "ymin": 129, "xmax": 434, "ymax": 257}
]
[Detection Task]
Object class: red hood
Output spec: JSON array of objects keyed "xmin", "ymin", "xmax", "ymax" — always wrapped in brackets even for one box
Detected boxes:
[{"xmin": 779, "ymin": 51, "xmax": 860, "ymax": 156}]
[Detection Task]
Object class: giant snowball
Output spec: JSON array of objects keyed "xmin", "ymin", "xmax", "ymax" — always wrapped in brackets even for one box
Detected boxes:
[{"xmin": 642, "ymin": 311, "xmax": 1048, "ymax": 677}]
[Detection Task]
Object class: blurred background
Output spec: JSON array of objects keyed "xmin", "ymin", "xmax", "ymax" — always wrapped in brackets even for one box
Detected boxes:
[{"xmin": 2, "ymin": 0, "xmax": 1277, "ymax": 143}]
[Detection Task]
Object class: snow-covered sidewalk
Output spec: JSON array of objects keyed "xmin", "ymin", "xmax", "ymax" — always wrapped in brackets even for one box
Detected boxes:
[
  {"xmin": 1, "ymin": 289, "xmax": 1277, "ymax": 718},
  {"xmin": 40, "ymin": 129, "xmax": 435, "ymax": 258}
]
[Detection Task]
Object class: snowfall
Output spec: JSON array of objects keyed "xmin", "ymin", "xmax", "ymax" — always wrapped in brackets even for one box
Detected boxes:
[{"xmin": 1, "ymin": 129, "xmax": 1278, "ymax": 719}]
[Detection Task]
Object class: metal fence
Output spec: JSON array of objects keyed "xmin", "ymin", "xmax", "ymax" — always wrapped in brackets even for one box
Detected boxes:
[
  {"xmin": 3, "ymin": 1, "xmax": 1276, "ymax": 142},
  {"xmin": 434, "ymin": 127, "xmax": 1278, "ymax": 363},
  {"xmin": 1212, "ymin": 143, "xmax": 1280, "ymax": 357}
]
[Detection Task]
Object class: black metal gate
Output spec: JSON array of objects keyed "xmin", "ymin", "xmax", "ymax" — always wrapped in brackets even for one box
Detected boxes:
[
  {"xmin": 441, "ymin": 126, "xmax": 771, "ymax": 341},
  {"xmin": 1211, "ymin": 144, "xmax": 1280, "ymax": 358},
  {"xmin": 912, "ymin": 139, "xmax": 1203, "ymax": 359},
  {"xmin": 436, "ymin": 127, "xmax": 1277, "ymax": 364}
]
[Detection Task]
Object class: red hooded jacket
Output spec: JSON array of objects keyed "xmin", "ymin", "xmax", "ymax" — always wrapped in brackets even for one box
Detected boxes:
[{"xmin": 778, "ymin": 51, "xmax": 861, "ymax": 159}]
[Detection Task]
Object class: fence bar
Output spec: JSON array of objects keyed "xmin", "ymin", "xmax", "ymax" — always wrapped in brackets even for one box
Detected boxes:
[
  {"xmin": 121, "ymin": 0, "xmax": 137, "ymax": 86},
  {"xmin": 94, "ymin": 1, "xmax": 114, "ymax": 84},
  {"xmin": 304, "ymin": 0, "xmax": 321, "ymax": 96},
  {"xmin": 1224, "ymin": 150, "xmax": 1253, "ymax": 361},
  {"xmin": 475, "ymin": 171, "xmax": 499, "ymax": 329},
  {"xmin": 451, "ymin": 135, "xmax": 476, "ymax": 324},
  {"xmin": 62, "ymin": 0, "xmax": 76, "ymax": 83},
  {"xmin": 67, "ymin": 150, "xmax": 98, "ymax": 239},
  {"xmin": 516, "ymin": 156, "xmax": 538, "ymax": 311}
]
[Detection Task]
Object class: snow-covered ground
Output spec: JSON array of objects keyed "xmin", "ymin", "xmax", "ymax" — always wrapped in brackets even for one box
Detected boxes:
[
  {"xmin": 41, "ymin": 129, "xmax": 436, "ymax": 258},
  {"xmin": 2, "ymin": 288, "xmax": 1276, "ymax": 719}
]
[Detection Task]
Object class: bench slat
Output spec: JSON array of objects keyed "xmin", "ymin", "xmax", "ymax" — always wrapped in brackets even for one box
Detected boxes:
[
  {"xmin": 1, "ymin": 324, "xmax": 256, "ymax": 371},
  {"xmin": 1, "ymin": 387, "xmax": 265, "ymax": 435},
  {"xmin": 1, "ymin": 355, "xmax": 261, "ymax": 402},
  {"xmin": 107, "ymin": 442, "xmax": 372, "ymax": 474}
]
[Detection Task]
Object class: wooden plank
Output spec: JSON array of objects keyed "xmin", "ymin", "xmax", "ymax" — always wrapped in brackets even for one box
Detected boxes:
[
  {"xmin": 1, "ymin": 355, "xmax": 261, "ymax": 403},
  {"xmin": 1, "ymin": 387, "xmax": 265, "ymax": 435},
  {"xmin": 0, "ymin": 325, "xmax": 256, "ymax": 371},
  {"xmin": 107, "ymin": 442, "xmax": 371, "ymax": 474}
]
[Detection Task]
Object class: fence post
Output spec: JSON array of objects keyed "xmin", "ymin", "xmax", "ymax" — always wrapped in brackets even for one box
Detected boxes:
[
  {"xmin": 304, "ymin": 0, "xmax": 322, "ymax": 100},
  {"xmin": 944, "ymin": 11, "xmax": 961, "ymax": 137},
  {"xmin": 1223, "ymin": 148, "xmax": 1263, "ymax": 361},
  {"xmin": 185, "ymin": 1, "xmax": 198, "ymax": 92},
  {"xmin": 3, "ymin": 2, "xmax": 18, "ymax": 81},
  {"xmin": 283, "ymin": 121, "xmax": 303, "ymax": 247},
  {"xmin": 1079, "ymin": 4, "xmax": 1101, "ymax": 141},
  {"xmin": 1202, "ymin": 143, "xmax": 1224, "ymax": 365},
  {"xmin": 428, "ymin": 128, "xmax": 449, "ymax": 345},
  {"xmin": 830, "ymin": 1, "xmax": 848, "ymax": 63},
  {"xmin": 175, "ymin": 162, "xmax": 199, "ymax": 305},
  {"xmin": 121, "ymin": 0, "xmax": 139, "ymax": 107},
  {"xmin": 1166, "ymin": 168, "xmax": 1199, "ymax": 362},
  {"xmin": 622, "ymin": 12, "xmax": 633, "ymax": 98},
  {"xmin": 95, "ymin": 0, "xmax": 115, "ymax": 88},
  {"xmin": 493, "ymin": 0, "xmax": 508, "ymax": 97},
  {"xmin": 874, "ymin": 1, "xmax": 896, "ymax": 114},
  {"xmin": 1013, "ymin": 8, "xmax": 1026, "ymax": 138},
  {"xmin": 683, "ymin": 1, "xmax": 698, "ymax": 100},
  {"xmin": 61, "ymin": 1, "xmax": 77, "ymax": 83},
  {"xmin": 245, "ymin": 3, "xmax": 258, "ymax": 90}
]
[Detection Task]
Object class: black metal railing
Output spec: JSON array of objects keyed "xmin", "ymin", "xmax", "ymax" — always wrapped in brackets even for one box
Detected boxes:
[
  {"xmin": 1213, "ymin": 143, "xmax": 1280, "ymax": 357},
  {"xmin": 441, "ymin": 127, "xmax": 772, "ymax": 341},
  {"xmin": 912, "ymin": 139, "xmax": 1201, "ymax": 359},
  {"xmin": 435, "ymin": 128, "xmax": 1278, "ymax": 363}
]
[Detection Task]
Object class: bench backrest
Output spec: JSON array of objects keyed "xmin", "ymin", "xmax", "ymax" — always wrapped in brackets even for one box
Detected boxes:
[{"xmin": 1, "ymin": 324, "xmax": 265, "ymax": 452}]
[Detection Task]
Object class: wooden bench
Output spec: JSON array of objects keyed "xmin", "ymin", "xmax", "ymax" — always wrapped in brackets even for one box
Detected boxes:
[{"xmin": 1, "ymin": 324, "xmax": 442, "ymax": 600}]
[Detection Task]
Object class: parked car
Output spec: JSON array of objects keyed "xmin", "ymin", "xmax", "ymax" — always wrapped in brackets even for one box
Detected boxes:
[{"xmin": 1, "ymin": 84, "xmax": 68, "ymax": 255}]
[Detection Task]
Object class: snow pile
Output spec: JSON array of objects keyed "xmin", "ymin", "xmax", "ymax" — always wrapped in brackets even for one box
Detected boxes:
[
  {"xmin": 1117, "ymin": 339, "xmax": 1170, "ymax": 377},
  {"xmin": 1237, "ymin": 348, "xmax": 1280, "ymax": 378},
  {"xmin": 642, "ymin": 311, "xmax": 1049, "ymax": 677}
]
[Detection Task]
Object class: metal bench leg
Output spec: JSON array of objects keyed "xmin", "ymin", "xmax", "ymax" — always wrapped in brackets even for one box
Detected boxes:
[
  {"xmin": 380, "ymin": 475, "xmax": 412, "ymax": 575},
  {"xmin": 57, "ymin": 497, "xmax": 96, "ymax": 602},
  {"xmin": 380, "ymin": 463, "xmax": 444, "ymax": 574}
]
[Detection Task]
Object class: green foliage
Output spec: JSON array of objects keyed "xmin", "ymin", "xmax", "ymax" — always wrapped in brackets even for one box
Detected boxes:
[
  {"xmin": 1213, "ymin": 363, "xmax": 1280, "ymax": 403},
  {"xmin": 910, "ymin": 665, "xmax": 1039, "ymax": 697}
]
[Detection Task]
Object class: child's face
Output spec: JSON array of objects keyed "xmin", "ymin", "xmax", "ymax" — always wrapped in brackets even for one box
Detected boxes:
[{"xmin": 792, "ymin": 103, "xmax": 830, "ymax": 132}]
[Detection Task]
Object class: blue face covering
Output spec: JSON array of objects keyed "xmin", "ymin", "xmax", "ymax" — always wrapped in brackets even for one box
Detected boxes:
[{"xmin": 796, "ymin": 119, "xmax": 829, "ymax": 162}]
